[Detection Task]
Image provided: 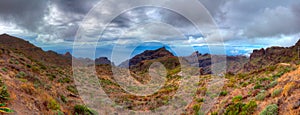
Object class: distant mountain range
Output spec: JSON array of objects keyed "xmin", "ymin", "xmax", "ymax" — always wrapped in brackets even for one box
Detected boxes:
[
  {"xmin": 0, "ymin": 34, "xmax": 300, "ymax": 114},
  {"xmin": 1, "ymin": 34, "xmax": 299, "ymax": 74}
]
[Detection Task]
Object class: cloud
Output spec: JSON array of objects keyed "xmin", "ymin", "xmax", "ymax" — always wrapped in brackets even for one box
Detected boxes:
[
  {"xmin": 0, "ymin": 0, "xmax": 48, "ymax": 32},
  {"xmin": 0, "ymin": 0, "xmax": 300, "ymax": 49}
]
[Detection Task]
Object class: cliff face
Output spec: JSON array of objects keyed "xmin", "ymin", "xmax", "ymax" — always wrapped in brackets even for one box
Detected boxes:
[{"xmin": 244, "ymin": 39, "xmax": 300, "ymax": 71}]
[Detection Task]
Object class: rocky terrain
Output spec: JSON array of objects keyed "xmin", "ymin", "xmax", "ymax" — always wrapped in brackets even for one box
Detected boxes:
[
  {"xmin": 0, "ymin": 34, "xmax": 299, "ymax": 115},
  {"xmin": 244, "ymin": 39, "xmax": 300, "ymax": 72}
]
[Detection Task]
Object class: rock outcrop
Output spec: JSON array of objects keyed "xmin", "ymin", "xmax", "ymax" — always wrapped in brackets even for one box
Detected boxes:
[{"xmin": 244, "ymin": 39, "xmax": 300, "ymax": 71}]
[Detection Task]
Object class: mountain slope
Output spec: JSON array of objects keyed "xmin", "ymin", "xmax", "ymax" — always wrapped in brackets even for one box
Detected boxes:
[
  {"xmin": 244, "ymin": 39, "xmax": 300, "ymax": 71},
  {"xmin": 0, "ymin": 34, "xmax": 71, "ymax": 66}
]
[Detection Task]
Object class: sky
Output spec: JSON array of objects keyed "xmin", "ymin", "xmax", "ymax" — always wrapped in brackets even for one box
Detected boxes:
[{"xmin": 0, "ymin": 0, "xmax": 300, "ymax": 64}]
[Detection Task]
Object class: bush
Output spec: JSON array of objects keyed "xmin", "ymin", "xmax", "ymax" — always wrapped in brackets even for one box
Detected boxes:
[
  {"xmin": 255, "ymin": 91, "xmax": 266, "ymax": 101},
  {"xmin": 16, "ymin": 71, "xmax": 26, "ymax": 78},
  {"xmin": 224, "ymin": 100, "xmax": 257, "ymax": 115},
  {"xmin": 0, "ymin": 85, "xmax": 10, "ymax": 101},
  {"xmin": 254, "ymin": 83, "xmax": 263, "ymax": 89},
  {"xmin": 195, "ymin": 98, "xmax": 205, "ymax": 103},
  {"xmin": 211, "ymin": 112, "xmax": 218, "ymax": 115},
  {"xmin": 47, "ymin": 74, "xmax": 56, "ymax": 81},
  {"xmin": 271, "ymin": 89, "xmax": 282, "ymax": 97},
  {"xmin": 67, "ymin": 85, "xmax": 78, "ymax": 94},
  {"xmin": 1, "ymin": 68, "xmax": 7, "ymax": 72},
  {"xmin": 60, "ymin": 95, "xmax": 67, "ymax": 103},
  {"xmin": 259, "ymin": 104, "xmax": 278, "ymax": 115},
  {"xmin": 193, "ymin": 104, "xmax": 200, "ymax": 111},
  {"xmin": 58, "ymin": 77, "xmax": 71, "ymax": 83},
  {"xmin": 220, "ymin": 90, "xmax": 228, "ymax": 96},
  {"xmin": 0, "ymin": 79, "xmax": 10, "ymax": 102},
  {"xmin": 232, "ymin": 95, "xmax": 243, "ymax": 103},
  {"xmin": 47, "ymin": 98, "xmax": 60, "ymax": 110},
  {"xmin": 0, "ymin": 103, "xmax": 13, "ymax": 113},
  {"xmin": 74, "ymin": 105, "xmax": 97, "ymax": 115},
  {"xmin": 266, "ymin": 81, "xmax": 277, "ymax": 89}
]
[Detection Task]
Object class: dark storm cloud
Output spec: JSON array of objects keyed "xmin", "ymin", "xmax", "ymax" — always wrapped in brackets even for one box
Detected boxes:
[
  {"xmin": 51, "ymin": 0, "xmax": 99, "ymax": 14},
  {"xmin": 0, "ymin": 0, "xmax": 300, "ymax": 46},
  {"xmin": 0, "ymin": 0, "xmax": 48, "ymax": 31}
]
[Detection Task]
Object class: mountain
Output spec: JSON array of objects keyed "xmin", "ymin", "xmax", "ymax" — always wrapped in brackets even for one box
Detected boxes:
[
  {"xmin": 1, "ymin": 34, "xmax": 299, "ymax": 114},
  {"xmin": 244, "ymin": 39, "xmax": 300, "ymax": 71},
  {"xmin": 118, "ymin": 47, "xmax": 174, "ymax": 68},
  {"xmin": 184, "ymin": 51, "xmax": 248, "ymax": 74},
  {"xmin": 0, "ymin": 34, "xmax": 72, "ymax": 66},
  {"xmin": 95, "ymin": 57, "xmax": 114, "ymax": 65}
]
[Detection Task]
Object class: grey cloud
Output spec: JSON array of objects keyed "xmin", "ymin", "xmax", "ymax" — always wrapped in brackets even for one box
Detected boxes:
[
  {"xmin": 51, "ymin": 0, "xmax": 99, "ymax": 14},
  {"xmin": 0, "ymin": 0, "xmax": 48, "ymax": 32}
]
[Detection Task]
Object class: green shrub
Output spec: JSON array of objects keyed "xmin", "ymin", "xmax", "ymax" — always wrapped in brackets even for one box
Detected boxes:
[
  {"xmin": 266, "ymin": 81, "xmax": 277, "ymax": 89},
  {"xmin": 58, "ymin": 77, "xmax": 71, "ymax": 83},
  {"xmin": 0, "ymin": 103, "xmax": 14, "ymax": 113},
  {"xmin": 26, "ymin": 64, "xmax": 31, "ymax": 68},
  {"xmin": 211, "ymin": 112, "xmax": 218, "ymax": 115},
  {"xmin": 60, "ymin": 95, "xmax": 67, "ymax": 103},
  {"xmin": 16, "ymin": 71, "xmax": 26, "ymax": 78},
  {"xmin": 74, "ymin": 105, "xmax": 97, "ymax": 115},
  {"xmin": 271, "ymin": 89, "xmax": 282, "ymax": 97},
  {"xmin": 67, "ymin": 85, "xmax": 78, "ymax": 94},
  {"xmin": 0, "ymin": 79, "xmax": 10, "ymax": 102},
  {"xmin": 237, "ymin": 73, "xmax": 247, "ymax": 79},
  {"xmin": 47, "ymin": 98, "xmax": 60, "ymax": 110},
  {"xmin": 254, "ymin": 84, "xmax": 263, "ymax": 89},
  {"xmin": 47, "ymin": 74, "xmax": 56, "ymax": 81},
  {"xmin": 1, "ymin": 68, "xmax": 7, "ymax": 72},
  {"xmin": 232, "ymin": 95, "xmax": 243, "ymax": 103},
  {"xmin": 259, "ymin": 104, "xmax": 278, "ymax": 115},
  {"xmin": 195, "ymin": 98, "xmax": 205, "ymax": 103},
  {"xmin": 224, "ymin": 100, "xmax": 257, "ymax": 115},
  {"xmin": 258, "ymin": 77, "xmax": 269, "ymax": 82},
  {"xmin": 192, "ymin": 104, "xmax": 201, "ymax": 113},
  {"xmin": 32, "ymin": 66, "xmax": 40, "ymax": 72},
  {"xmin": 220, "ymin": 90, "xmax": 228, "ymax": 96},
  {"xmin": 255, "ymin": 91, "xmax": 266, "ymax": 101}
]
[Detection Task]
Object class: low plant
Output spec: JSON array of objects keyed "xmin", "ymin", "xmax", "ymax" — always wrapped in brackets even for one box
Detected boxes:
[
  {"xmin": 74, "ymin": 104, "xmax": 97, "ymax": 115},
  {"xmin": 224, "ymin": 99, "xmax": 257, "ymax": 115},
  {"xmin": 220, "ymin": 90, "xmax": 228, "ymax": 96},
  {"xmin": 60, "ymin": 95, "xmax": 67, "ymax": 103},
  {"xmin": 67, "ymin": 85, "xmax": 78, "ymax": 94},
  {"xmin": 232, "ymin": 95, "xmax": 243, "ymax": 103},
  {"xmin": 58, "ymin": 77, "xmax": 71, "ymax": 83},
  {"xmin": 271, "ymin": 88, "xmax": 282, "ymax": 97},
  {"xmin": 15, "ymin": 71, "xmax": 26, "ymax": 78},
  {"xmin": 254, "ymin": 83, "xmax": 263, "ymax": 89},
  {"xmin": 0, "ymin": 79, "xmax": 10, "ymax": 101},
  {"xmin": 1, "ymin": 68, "xmax": 7, "ymax": 72},
  {"xmin": 192, "ymin": 104, "xmax": 201, "ymax": 114},
  {"xmin": 0, "ymin": 103, "xmax": 13, "ymax": 113},
  {"xmin": 255, "ymin": 91, "xmax": 266, "ymax": 101},
  {"xmin": 266, "ymin": 81, "xmax": 277, "ymax": 89},
  {"xmin": 259, "ymin": 104, "xmax": 278, "ymax": 115},
  {"xmin": 47, "ymin": 98, "xmax": 60, "ymax": 110}
]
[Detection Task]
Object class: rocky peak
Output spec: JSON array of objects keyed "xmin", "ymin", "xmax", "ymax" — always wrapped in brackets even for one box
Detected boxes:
[
  {"xmin": 95, "ymin": 57, "xmax": 113, "ymax": 65},
  {"xmin": 64, "ymin": 52, "xmax": 72, "ymax": 58},
  {"xmin": 250, "ymin": 48, "xmax": 265, "ymax": 60},
  {"xmin": 119, "ymin": 47, "xmax": 174, "ymax": 67},
  {"xmin": 191, "ymin": 51, "xmax": 201, "ymax": 57}
]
